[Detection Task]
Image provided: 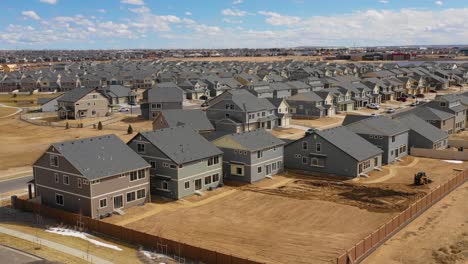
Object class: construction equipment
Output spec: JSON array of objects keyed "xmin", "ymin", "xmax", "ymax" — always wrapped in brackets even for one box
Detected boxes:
[{"xmin": 414, "ymin": 172, "xmax": 432, "ymax": 185}]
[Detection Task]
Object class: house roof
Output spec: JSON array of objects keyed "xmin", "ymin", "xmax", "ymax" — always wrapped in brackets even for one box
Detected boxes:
[
  {"xmin": 394, "ymin": 115, "xmax": 448, "ymax": 143},
  {"xmin": 213, "ymin": 129, "xmax": 285, "ymax": 151},
  {"xmin": 316, "ymin": 126, "xmax": 383, "ymax": 161},
  {"xmin": 342, "ymin": 114, "xmax": 373, "ymax": 126},
  {"xmin": 156, "ymin": 109, "xmax": 214, "ymax": 132},
  {"xmin": 50, "ymin": 134, "xmax": 149, "ymax": 180},
  {"xmin": 394, "ymin": 105, "xmax": 454, "ymax": 121},
  {"xmin": 225, "ymin": 89, "xmax": 276, "ymax": 112},
  {"xmin": 146, "ymin": 82, "xmax": 184, "ymax": 103},
  {"xmin": 139, "ymin": 126, "xmax": 222, "ymax": 164},
  {"xmin": 58, "ymin": 87, "xmax": 96, "ymax": 103},
  {"xmin": 345, "ymin": 115, "xmax": 409, "ymax": 136}
]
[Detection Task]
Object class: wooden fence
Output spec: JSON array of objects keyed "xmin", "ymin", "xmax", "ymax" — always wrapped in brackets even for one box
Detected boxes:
[
  {"xmin": 410, "ymin": 147, "xmax": 468, "ymax": 161},
  {"xmin": 336, "ymin": 170, "xmax": 468, "ymax": 264},
  {"xmin": 448, "ymin": 139, "xmax": 468, "ymax": 149},
  {"xmin": 12, "ymin": 198, "xmax": 264, "ymax": 264}
]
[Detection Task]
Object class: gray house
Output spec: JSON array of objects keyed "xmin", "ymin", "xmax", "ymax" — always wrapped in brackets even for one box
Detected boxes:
[
  {"xmin": 212, "ymin": 129, "xmax": 285, "ymax": 183},
  {"xmin": 127, "ymin": 126, "xmax": 223, "ymax": 200},
  {"xmin": 152, "ymin": 109, "xmax": 214, "ymax": 134},
  {"xmin": 140, "ymin": 82, "xmax": 184, "ymax": 120},
  {"xmin": 284, "ymin": 126, "xmax": 383, "ymax": 178},
  {"xmin": 394, "ymin": 114, "xmax": 448, "ymax": 150},
  {"xmin": 344, "ymin": 115, "xmax": 409, "ymax": 164},
  {"xmin": 33, "ymin": 135, "xmax": 151, "ymax": 219}
]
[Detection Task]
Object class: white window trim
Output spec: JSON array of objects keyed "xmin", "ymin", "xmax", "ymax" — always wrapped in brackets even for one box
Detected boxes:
[
  {"xmin": 99, "ymin": 198, "xmax": 107, "ymax": 209},
  {"xmin": 136, "ymin": 188, "xmax": 146, "ymax": 199},
  {"xmin": 126, "ymin": 191, "xmax": 137, "ymax": 203},
  {"xmin": 50, "ymin": 155, "xmax": 59, "ymax": 167},
  {"xmin": 184, "ymin": 181, "xmax": 190, "ymax": 189},
  {"xmin": 55, "ymin": 193, "xmax": 64, "ymax": 206},
  {"xmin": 161, "ymin": 181, "xmax": 169, "ymax": 190},
  {"xmin": 137, "ymin": 143, "xmax": 146, "ymax": 154},
  {"xmin": 63, "ymin": 175, "xmax": 70, "ymax": 185},
  {"xmin": 54, "ymin": 173, "xmax": 59, "ymax": 183},
  {"xmin": 113, "ymin": 195, "xmax": 124, "ymax": 210},
  {"xmin": 77, "ymin": 178, "xmax": 82, "ymax": 188}
]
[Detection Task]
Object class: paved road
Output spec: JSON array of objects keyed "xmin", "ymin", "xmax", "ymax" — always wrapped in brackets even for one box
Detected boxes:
[{"xmin": 0, "ymin": 176, "xmax": 32, "ymax": 194}]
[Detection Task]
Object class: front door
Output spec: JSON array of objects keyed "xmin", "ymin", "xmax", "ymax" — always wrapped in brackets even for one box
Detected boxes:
[
  {"xmin": 358, "ymin": 163, "xmax": 363, "ymax": 174},
  {"xmin": 266, "ymin": 165, "xmax": 271, "ymax": 175},
  {"xmin": 113, "ymin": 195, "xmax": 123, "ymax": 209},
  {"xmin": 195, "ymin": 179, "xmax": 202, "ymax": 191},
  {"xmin": 395, "ymin": 148, "xmax": 399, "ymax": 157}
]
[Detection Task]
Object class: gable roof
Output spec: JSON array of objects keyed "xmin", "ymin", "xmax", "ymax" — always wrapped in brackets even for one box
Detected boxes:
[
  {"xmin": 138, "ymin": 126, "xmax": 222, "ymax": 164},
  {"xmin": 345, "ymin": 115, "xmax": 409, "ymax": 136},
  {"xmin": 58, "ymin": 87, "xmax": 97, "ymax": 103},
  {"xmin": 156, "ymin": 109, "xmax": 214, "ymax": 132},
  {"xmin": 146, "ymin": 82, "xmax": 184, "ymax": 103},
  {"xmin": 342, "ymin": 114, "xmax": 373, "ymax": 126},
  {"xmin": 213, "ymin": 129, "xmax": 285, "ymax": 151},
  {"xmin": 50, "ymin": 134, "xmax": 149, "ymax": 180},
  {"xmin": 394, "ymin": 114, "xmax": 448, "ymax": 143},
  {"xmin": 222, "ymin": 89, "xmax": 276, "ymax": 112}
]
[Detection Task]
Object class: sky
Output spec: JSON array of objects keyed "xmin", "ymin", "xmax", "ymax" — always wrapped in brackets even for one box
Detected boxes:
[{"xmin": 0, "ymin": 0, "xmax": 467, "ymax": 50}]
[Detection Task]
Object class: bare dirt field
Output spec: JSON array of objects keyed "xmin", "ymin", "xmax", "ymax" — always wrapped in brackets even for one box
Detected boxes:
[
  {"xmin": 363, "ymin": 181, "xmax": 468, "ymax": 264},
  {"xmin": 0, "ymin": 93, "xmax": 61, "ymax": 107},
  {"xmin": 271, "ymin": 127, "xmax": 305, "ymax": 140},
  {"xmin": 105, "ymin": 115, "xmax": 153, "ymax": 132},
  {"xmin": 291, "ymin": 116, "xmax": 344, "ymax": 129},
  {"xmin": 0, "ymin": 106, "xmax": 19, "ymax": 118},
  {"xmin": 450, "ymin": 131, "xmax": 468, "ymax": 141}
]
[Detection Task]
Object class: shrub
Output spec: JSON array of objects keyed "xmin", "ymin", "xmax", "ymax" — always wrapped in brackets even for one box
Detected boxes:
[
  {"xmin": 97, "ymin": 121, "xmax": 103, "ymax": 130},
  {"xmin": 127, "ymin": 124, "xmax": 133, "ymax": 134},
  {"xmin": 65, "ymin": 122, "xmax": 70, "ymax": 130}
]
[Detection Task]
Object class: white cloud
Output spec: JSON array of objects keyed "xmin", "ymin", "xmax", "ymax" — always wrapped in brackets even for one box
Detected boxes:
[
  {"xmin": 233, "ymin": 0, "xmax": 244, "ymax": 4},
  {"xmin": 98, "ymin": 9, "xmax": 107, "ymax": 13},
  {"xmin": 129, "ymin": 6, "xmax": 151, "ymax": 14},
  {"xmin": 258, "ymin": 11, "xmax": 301, "ymax": 26},
  {"xmin": 379, "ymin": 0, "xmax": 389, "ymax": 4},
  {"xmin": 120, "ymin": 0, "xmax": 144, "ymax": 5},
  {"xmin": 22, "ymin": 11, "xmax": 41, "ymax": 20},
  {"xmin": 435, "ymin": 1, "xmax": 444, "ymax": 6},
  {"xmin": 39, "ymin": 0, "xmax": 58, "ymax": 4},
  {"xmin": 185, "ymin": 12, "xmax": 192, "ymax": 16},
  {"xmin": 223, "ymin": 18, "xmax": 243, "ymax": 24},
  {"xmin": 222, "ymin": 8, "xmax": 247, "ymax": 16}
]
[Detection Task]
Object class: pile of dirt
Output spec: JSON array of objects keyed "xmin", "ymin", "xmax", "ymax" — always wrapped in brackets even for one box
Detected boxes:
[
  {"xmin": 243, "ymin": 179, "xmax": 427, "ymax": 213},
  {"xmin": 432, "ymin": 234, "xmax": 468, "ymax": 264}
]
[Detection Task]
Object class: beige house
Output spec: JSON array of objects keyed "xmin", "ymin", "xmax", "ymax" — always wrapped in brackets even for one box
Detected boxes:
[{"xmin": 58, "ymin": 87, "xmax": 109, "ymax": 119}]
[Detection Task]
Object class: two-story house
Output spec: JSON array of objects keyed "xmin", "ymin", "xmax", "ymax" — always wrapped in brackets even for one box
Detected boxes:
[
  {"xmin": 57, "ymin": 87, "xmax": 109, "ymax": 119},
  {"xmin": 140, "ymin": 82, "xmax": 184, "ymax": 120},
  {"xmin": 152, "ymin": 109, "xmax": 214, "ymax": 134},
  {"xmin": 425, "ymin": 94, "xmax": 466, "ymax": 133},
  {"xmin": 127, "ymin": 126, "xmax": 223, "ymax": 200},
  {"xmin": 32, "ymin": 135, "xmax": 151, "ymax": 219}
]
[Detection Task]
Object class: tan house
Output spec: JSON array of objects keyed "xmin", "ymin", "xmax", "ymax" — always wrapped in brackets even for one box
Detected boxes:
[{"xmin": 58, "ymin": 87, "xmax": 109, "ymax": 119}]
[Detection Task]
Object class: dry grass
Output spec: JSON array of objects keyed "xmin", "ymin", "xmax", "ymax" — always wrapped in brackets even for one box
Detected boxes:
[
  {"xmin": 291, "ymin": 116, "xmax": 343, "ymax": 129},
  {"xmin": 0, "ymin": 107, "xmax": 19, "ymax": 118},
  {"xmin": 0, "ymin": 233, "xmax": 86, "ymax": 264},
  {"xmin": 0, "ymin": 94, "xmax": 61, "ymax": 107}
]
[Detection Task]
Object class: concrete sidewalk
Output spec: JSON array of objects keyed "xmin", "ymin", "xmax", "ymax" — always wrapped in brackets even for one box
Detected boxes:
[{"xmin": 0, "ymin": 226, "xmax": 113, "ymax": 264}]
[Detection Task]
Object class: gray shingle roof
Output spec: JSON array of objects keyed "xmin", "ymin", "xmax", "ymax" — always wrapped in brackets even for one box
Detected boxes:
[
  {"xmin": 316, "ymin": 126, "xmax": 383, "ymax": 161},
  {"xmin": 52, "ymin": 134, "xmax": 150, "ymax": 180},
  {"xmin": 215, "ymin": 129, "xmax": 285, "ymax": 151},
  {"xmin": 146, "ymin": 82, "xmax": 184, "ymax": 103},
  {"xmin": 345, "ymin": 115, "xmax": 409, "ymax": 136},
  {"xmin": 228, "ymin": 89, "xmax": 276, "ymax": 112},
  {"xmin": 58, "ymin": 87, "xmax": 95, "ymax": 103},
  {"xmin": 139, "ymin": 126, "xmax": 222, "ymax": 164},
  {"xmin": 158, "ymin": 109, "xmax": 214, "ymax": 132},
  {"xmin": 394, "ymin": 115, "xmax": 448, "ymax": 143}
]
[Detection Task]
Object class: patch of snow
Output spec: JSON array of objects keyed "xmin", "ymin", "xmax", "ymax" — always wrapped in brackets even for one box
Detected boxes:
[
  {"xmin": 141, "ymin": 250, "xmax": 175, "ymax": 263},
  {"xmin": 46, "ymin": 227, "xmax": 122, "ymax": 251},
  {"xmin": 443, "ymin": 160, "xmax": 463, "ymax": 164}
]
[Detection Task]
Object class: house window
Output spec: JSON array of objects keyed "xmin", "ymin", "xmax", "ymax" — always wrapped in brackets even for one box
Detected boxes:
[
  {"xmin": 205, "ymin": 175, "xmax": 212, "ymax": 185},
  {"xmin": 272, "ymin": 162, "xmax": 277, "ymax": 170},
  {"xmin": 302, "ymin": 157, "xmax": 308, "ymax": 164},
  {"xmin": 184, "ymin": 181, "xmax": 190, "ymax": 189},
  {"xmin": 127, "ymin": 192, "xmax": 136, "ymax": 202},
  {"xmin": 257, "ymin": 151, "xmax": 263, "ymax": 159},
  {"xmin": 138, "ymin": 170, "xmax": 145, "ymax": 179},
  {"xmin": 92, "ymin": 180, "xmax": 101, "ymax": 184},
  {"xmin": 137, "ymin": 189, "xmax": 146, "ymax": 199},
  {"xmin": 316, "ymin": 143, "xmax": 321, "ymax": 152},
  {"xmin": 54, "ymin": 173, "xmax": 59, "ymax": 183},
  {"xmin": 63, "ymin": 175, "xmax": 70, "ymax": 185},
  {"xmin": 440, "ymin": 102, "xmax": 446, "ymax": 107},
  {"xmin": 311, "ymin": 158, "xmax": 319, "ymax": 167},
  {"xmin": 99, "ymin": 198, "xmax": 107, "ymax": 208},
  {"xmin": 162, "ymin": 181, "xmax": 169, "ymax": 190},
  {"xmin": 213, "ymin": 174, "xmax": 219, "ymax": 182},
  {"xmin": 392, "ymin": 136, "xmax": 395, "ymax": 142},
  {"xmin": 93, "ymin": 95, "xmax": 97, "ymax": 99},
  {"xmin": 208, "ymin": 156, "xmax": 219, "ymax": 166},
  {"xmin": 258, "ymin": 166, "xmax": 262, "ymax": 173},
  {"xmin": 77, "ymin": 179, "xmax": 82, "ymax": 188},
  {"xmin": 130, "ymin": 171, "xmax": 138, "ymax": 181},
  {"xmin": 55, "ymin": 194, "xmax": 64, "ymax": 206},
  {"xmin": 83, "ymin": 179, "xmax": 89, "ymax": 185},
  {"xmin": 302, "ymin": 142, "xmax": 308, "ymax": 150},
  {"xmin": 91, "ymin": 110, "xmax": 96, "ymax": 115},
  {"xmin": 163, "ymin": 162, "xmax": 170, "ymax": 168},
  {"xmin": 236, "ymin": 167, "xmax": 243, "ymax": 175},
  {"xmin": 50, "ymin": 155, "xmax": 59, "ymax": 167},
  {"xmin": 150, "ymin": 161, "xmax": 156, "ymax": 169},
  {"xmin": 374, "ymin": 157, "xmax": 379, "ymax": 166},
  {"xmin": 137, "ymin": 143, "xmax": 145, "ymax": 153}
]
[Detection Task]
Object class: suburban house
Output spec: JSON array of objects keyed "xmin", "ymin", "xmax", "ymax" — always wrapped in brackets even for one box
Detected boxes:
[
  {"xmin": 212, "ymin": 129, "xmax": 285, "ymax": 183},
  {"xmin": 140, "ymin": 82, "xmax": 184, "ymax": 120},
  {"xmin": 152, "ymin": 109, "xmax": 214, "ymax": 134},
  {"xmin": 284, "ymin": 126, "xmax": 383, "ymax": 178},
  {"xmin": 267, "ymin": 98, "xmax": 291, "ymax": 127},
  {"xmin": 206, "ymin": 89, "xmax": 278, "ymax": 133},
  {"xmin": 394, "ymin": 106, "xmax": 456, "ymax": 134},
  {"xmin": 425, "ymin": 94, "xmax": 466, "ymax": 133},
  {"xmin": 57, "ymin": 87, "xmax": 109, "ymax": 119},
  {"xmin": 98, "ymin": 85, "xmax": 137, "ymax": 106},
  {"xmin": 32, "ymin": 135, "xmax": 151, "ymax": 219},
  {"xmin": 127, "ymin": 126, "xmax": 223, "ymax": 200},
  {"xmin": 343, "ymin": 115, "xmax": 409, "ymax": 164},
  {"xmin": 38, "ymin": 94, "xmax": 63, "ymax": 112},
  {"xmin": 286, "ymin": 91, "xmax": 336, "ymax": 118},
  {"xmin": 394, "ymin": 114, "xmax": 449, "ymax": 150}
]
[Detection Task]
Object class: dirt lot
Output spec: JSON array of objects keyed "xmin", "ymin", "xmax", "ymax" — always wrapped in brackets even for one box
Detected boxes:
[
  {"xmin": 0, "ymin": 93, "xmax": 61, "ymax": 107},
  {"xmin": 0, "ymin": 106, "xmax": 19, "ymax": 118},
  {"xmin": 291, "ymin": 116, "xmax": 344, "ymax": 129},
  {"xmin": 363, "ymin": 181, "xmax": 468, "ymax": 264},
  {"xmin": 105, "ymin": 116, "xmax": 153, "ymax": 132},
  {"xmin": 450, "ymin": 131, "xmax": 468, "ymax": 141},
  {"xmin": 271, "ymin": 127, "xmax": 305, "ymax": 140}
]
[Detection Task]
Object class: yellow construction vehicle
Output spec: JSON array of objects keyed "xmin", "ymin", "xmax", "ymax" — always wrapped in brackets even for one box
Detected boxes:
[{"xmin": 414, "ymin": 172, "xmax": 432, "ymax": 185}]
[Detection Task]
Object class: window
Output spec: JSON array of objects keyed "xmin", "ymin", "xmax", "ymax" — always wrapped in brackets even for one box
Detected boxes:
[
  {"xmin": 208, "ymin": 156, "xmax": 219, "ymax": 166},
  {"xmin": 316, "ymin": 143, "xmax": 321, "ymax": 152},
  {"xmin": 91, "ymin": 110, "xmax": 96, "ymax": 115},
  {"xmin": 170, "ymin": 164, "xmax": 177, "ymax": 169},
  {"xmin": 127, "ymin": 192, "xmax": 136, "ymax": 202},
  {"xmin": 137, "ymin": 143, "xmax": 145, "ymax": 153},
  {"xmin": 225, "ymin": 113, "xmax": 230, "ymax": 118},
  {"xmin": 83, "ymin": 179, "xmax": 89, "ymax": 185},
  {"xmin": 205, "ymin": 175, "xmax": 212, "ymax": 185},
  {"xmin": 93, "ymin": 95, "xmax": 97, "ymax": 99},
  {"xmin": 262, "ymin": 112, "xmax": 266, "ymax": 117},
  {"xmin": 92, "ymin": 180, "xmax": 100, "ymax": 184},
  {"xmin": 50, "ymin": 155, "xmax": 59, "ymax": 167},
  {"xmin": 156, "ymin": 103, "xmax": 162, "ymax": 109},
  {"xmin": 302, "ymin": 156, "xmax": 308, "ymax": 164},
  {"xmin": 138, "ymin": 169, "xmax": 145, "ymax": 179},
  {"xmin": 257, "ymin": 151, "xmax": 263, "ymax": 159},
  {"xmin": 440, "ymin": 102, "xmax": 446, "ymax": 107},
  {"xmin": 184, "ymin": 181, "xmax": 190, "ymax": 189},
  {"xmin": 77, "ymin": 179, "xmax": 82, "ymax": 188},
  {"xmin": 150, "ymin": 161, "xmax": 156, "ymax": 169},
  {"xmin": 137, "ymin": 189, "xmax": 146, "ymax": 199},
  {"xmin": 311, "ymin": 158, "xmax": 319, "ymax": 167},
  {"xmin": 302, "ymin": 141, "xmax": 308, "ymax": 150},
  {"xmin": 54, "ymin": 173, "xmax": 59, "ymax": 183},
  {"xmin": 294, "ymin": 154, "xmax": 302, "ymax": 158},
  {"xmin": 130, "ymin": 171, "xmax": 138, "ymax": 181},
  {"xmin": 392, "ymin": 136, "xmax": 395, "ymax": 142},
  {"xmin": 213, "ymin": 174, "xmax": 219, "ymax": 182},
  {"xmin": 99, "ymin": 198, "xmax": 107, "ymax": 208},
  {"xmin": 258, "ymin": 166, "xmax": 262, "ymax": 173},
  {"xmin": 272, "ymin": 162, "xmax": 277, "ymax": 170},
  {"xmin": 63, "ymin": 175, "xmax": 69, "ymax": 185},
  {"xmin": 370, "ymin": 135, "xmax": 374, "ymax": 139},
  {"xmin": 55, "ymin": 194, "xmax": 64, "ymax": 206},
  {"xmin": 162, "ymin": 181, "xmax": 168, "ymax": 190},
  {"xmin": 236, "ymin": 167, "xmax": 243, "ymax": 175}
]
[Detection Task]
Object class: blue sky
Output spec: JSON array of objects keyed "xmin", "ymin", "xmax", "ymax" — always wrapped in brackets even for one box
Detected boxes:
[{"xmin": 0, "ymin": 0, "xmax": 467, "ymax": 49}]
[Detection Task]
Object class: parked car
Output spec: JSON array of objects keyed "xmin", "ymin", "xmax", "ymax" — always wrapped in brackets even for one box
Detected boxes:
[
  {"xmin": 128, "ymin": 102, "xmax": 136, "ymax": 106},
  {"xmin": 410, "ymin": 102, "xmax": 417, "ymax": 107},
  {"xmin": 118, "ymin": 107, "xmax": 130, "ymax": 112},
  {"xmin": 386, "ymin": 108, "xmax": 396, "ymax": 114},
  {"xmin": 367, "ymin": 103, "xmax": 380, "ymax": 110},
  {"xmin": 429, "ymin": 89, "xmax": 437, "ymax": 93},
  {"xmin": 397, "ymin": 97, "xmax": 407, "ymax": 102},
  {"xmin": 305, "ymin": 128, "xmax": 319, "ymax": 136},
  {"xmin": 416, "ymin": 94, "xmax": 425, "ymax": 98}
]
